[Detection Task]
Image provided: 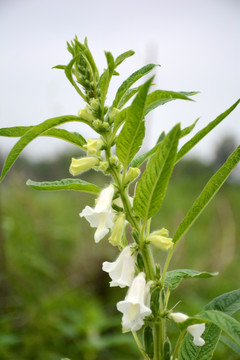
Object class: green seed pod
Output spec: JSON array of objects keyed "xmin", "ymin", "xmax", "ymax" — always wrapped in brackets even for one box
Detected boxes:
[
  {"xmin": 136, "ymin": 253, "xmax": 145, "ymax": 272},
  {"xmin": 150, "ymin": 287, "xmax": 161, "ymax": 317},
  {"xmin": 163, "ymin": 337, "xmax": 171, "ymax": 360},
  {"xmin": 143, "ymin": 326, "xmax": 153, "ymax": 359}
]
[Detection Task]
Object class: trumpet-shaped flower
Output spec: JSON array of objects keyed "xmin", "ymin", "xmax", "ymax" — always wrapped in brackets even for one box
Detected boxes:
[
  {"xmin": 102, "ymin": 245, "xmax": 135, "ymax": 287},
  {"xmin": 117, "ymin": 272, "xmax": 152, "ymax": 332},
  {"xmin": 80, "ymin": 184, "xmax": 115, "ymax": 243},
  {"xmin": 69, "ymin": 157, "xmax": 99, "ymax": 176},
  {"xmin": 169, "ymin": 312, "xmax": 205, "ymax": 346}
]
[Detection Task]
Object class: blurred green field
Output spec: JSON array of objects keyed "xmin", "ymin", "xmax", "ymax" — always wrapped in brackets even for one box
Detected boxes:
[{"xmin": 0, "ymin": 153, "xmax": 239, "ymax": 360}]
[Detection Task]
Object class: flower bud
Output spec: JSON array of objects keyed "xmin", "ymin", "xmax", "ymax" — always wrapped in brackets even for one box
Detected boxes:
[
  {"xmin": 147, "ymin": 229, "xmax": 173, "ymax": 251},
  {"xmin": 83, "ymin": 138, "xmax": 104, "ymax": 156},
  {"xmin": 125, "ymin": 167, "xmax": 140, "ymax": 184},
  {"xmin": 78, "ymin": 105, "xmax": 96, "ymax": 122},
  {"xmin": 98, "ymin": 160, "xmax": 108, "ymax": 171},
  {"xmin": 108, "ymin": 107, "xmax": 120, "ymax": 124},
  {"xmin": 108, "ymin": 213, "xmax": 126, "ymax": 247},
  {"xmin": 89, "ymin": 98, "xmax": 100, "ymax": 111},
  {"xmin": 102, "ymin": 122, "xmax": 110, "ymax": 131},
  {"xmin": 92, "ymin": 119, "xmax": 102, "ymax": 130},
  {"xmin": 69, "ymin": 157, "xmax": 99, "ymax": 176}
]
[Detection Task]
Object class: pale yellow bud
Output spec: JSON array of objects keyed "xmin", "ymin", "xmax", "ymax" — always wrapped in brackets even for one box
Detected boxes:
[
  {"xmin": 83, "ymin": 138, "xmax": 104, "ymax": 156},
  {"xmin": 93, "ymin": 119, "xmax": 102, "ymax": 130},
  {"xmin": 125, "ymin": 167, "xmax": 140, "ymax": 184},
  {"xmin": 109, "ymin": 213, "xmax": 126, "ymax": 247},
  {"xmin": 98, "ymin": 161, "xmax": 108, "ymax": 171},
  {"xmin": 89, "ymin": 98, "xmax": 100, "ymax": 111},
  {"xmin": 69, "ymin": 157, "xmax": 99, "ymax": 176},
  {"xmin": 78, "ymin": 105, "xmax": 96, "ymax": 122},
  {"xmin": 147, "ymin": 229, "xmax": 173, "ymax": 251}
]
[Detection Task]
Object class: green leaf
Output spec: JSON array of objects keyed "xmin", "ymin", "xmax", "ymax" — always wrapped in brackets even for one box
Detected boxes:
[
  {"xmin": 179, "ymin": 289, "xmax": 240, "ymax": 360},
  {"xmin": 131, "ymin": 131, "xmax": 165, "ymax": 168},
  {"xmin": 26, "ymin": 179, "xmax": 100, "ymax": 194},
  {"xmin": 0, "ymin": 126, "xmax": 86, "ymax": 148},
  {"xmin": 176, "ymin": 99, "xmax": 240, "ymax": 162},
  {"xmin": 164, "ymin": 269, "xmax": 218, "ymax": 291},
  {"xmin": 205, "ymin": 289, "xmax": 240, "ymax": 315},
  {"xmin": 113, "ymin": 107, "xmax": 129, "ymax": 132},
  {"xmin": 133, "ymin": 124, "xmax": 180, "ymax": 220},
  {"xmin": 115, "ymin": 50, "xmax": 135, "ymax": 67},
  {"xmin": 118, "ymin": 87, "xmax": 139, "ymax": 109},
  {"xmin": 64, "ymin": 54, "xmax": 87, "ymax": 100},
  {"xmin": 116, "ymin": 77, "xmax": 153, "ymax": 168},
  {"xmin": 112, "ymin": 64, "xmax": 156, "ymax": 108},
  {"xmin": 145, "ymin": 90, "xmax": 197, "ymax": 115},
  {"xmin": 180, "ymin": 118, "xmax": 199, "ymax": 138},
  {"xmin": 173, "ymin": 146, "xmax": 240, "ymax": 244},
  {"xmin": 98, "ymin": 51, "xmax": 115, "ymax": 109},
  {"xmin": 0, "ymin": 115, "xmax": 86, "ymax": 182},
  {"xmin": 52, "ymin": 64, "xmax": 66, "ymax": 70},
  {"xmin": 220, "ymin": 335, "xmax": 240, "ymax": 355}
]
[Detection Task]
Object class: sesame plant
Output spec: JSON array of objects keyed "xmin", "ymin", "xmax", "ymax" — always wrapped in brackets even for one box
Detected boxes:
[{"xmin": 1, "ymin": 37, "xmax": 240, "ymax": 360}]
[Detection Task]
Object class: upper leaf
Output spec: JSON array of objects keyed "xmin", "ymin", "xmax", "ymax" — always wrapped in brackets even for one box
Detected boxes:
[
  {"xmin": 131, "ymin": 131, "xmax": 165, "ymax": 168},
  {"xmin": 0, "ymin": 115, "xmax": 86, "ymax": 182},
  {"xmin": 112, "ymin": 64, "xmax": 156, "ymax": 109},
  {"xmin": 116, "ymin": 77, "xmax": 153, "ymax": 168},
  {"xmin": 133, "ymin": 124, "xmax": 180, "ymax": 220},
  {"xmin": 0, "ymin": 126, "xmax": 86, "ymax": 148},
  {"xmin": 164, "ymin": 269, "xmax": 218, "ymax": 291},
  {"xmin": 115, "ymin": 50, "xmax": 135, "ymax": 67},
  {"xmin": 176, "ymin": 99, "xmax": 240, "ymax": 162},
  {"xmin": 26, "ymin": 179, "xmax": 100, "ymax": 194},
  {"xmin": 145, "ymin": 90, "xmax": 197, "ymax": 115},
  {"xmin": 173, "ymin": 146, "xmax": 240, "ymax": 244}
]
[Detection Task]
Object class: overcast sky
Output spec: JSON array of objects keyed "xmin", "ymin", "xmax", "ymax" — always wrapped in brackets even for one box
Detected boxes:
[{"xmin": 0, "ymin": 0, "xmax": 239, "ymax": 164}]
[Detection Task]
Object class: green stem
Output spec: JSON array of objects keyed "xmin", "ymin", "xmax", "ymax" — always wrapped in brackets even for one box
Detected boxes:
[
  {"xmin": 172, "ymin": 330, "xmax": 186, "ymax": 360},
  {"xmin": 132, "ymin": 332, "xmax": 150, "ymax": 360},
  {"xmin": 154, "ymin": 321, "xmax": 162, "ymax": 360},
  {"xmin": 161, "ymin": 244, "xmax": 176, "ymax": 284}
]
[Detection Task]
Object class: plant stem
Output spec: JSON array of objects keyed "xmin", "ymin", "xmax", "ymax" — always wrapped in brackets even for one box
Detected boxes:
[
  {"xmin": 172, "ymin": 330, "xmax": 186, "ymax": 360},
  {"xmin": 132, "ymin": 332, "xmax": 150, "ymax": 360}
]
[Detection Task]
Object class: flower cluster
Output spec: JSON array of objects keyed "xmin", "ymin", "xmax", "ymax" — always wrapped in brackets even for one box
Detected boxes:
[{"xmin": 79, "ymin": 184, "xmax": 206, "ymax": 343}]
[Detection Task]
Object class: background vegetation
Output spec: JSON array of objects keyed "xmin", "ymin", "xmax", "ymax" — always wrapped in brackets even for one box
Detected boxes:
[{"xmin": 0, "ymin": 137, "xmax": 239, "ymax": 360}]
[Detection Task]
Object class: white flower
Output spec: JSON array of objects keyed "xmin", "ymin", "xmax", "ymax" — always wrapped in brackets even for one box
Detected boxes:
[
  {"xmin": 117, "ymin": 272, "xmax": 152, "ymax": 332},
  {"xmin": 169, "ymin": 312, "xmax": 205, "ymax": 347},
  {"xmin": 102, "ymin": 245, "xmax": 135, "ymax": 288},
  {"xmin": 80, "ymin": 184, "xmax": 115, "ymax": 243},
  {"xmin": 187, "ymin": 323, "xmax": 206, "ymax": 346}
]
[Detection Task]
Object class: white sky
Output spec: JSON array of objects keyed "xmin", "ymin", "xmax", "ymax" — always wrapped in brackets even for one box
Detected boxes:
[{"xmin": 0, "ymin": 0, "xmax": 239, "ymax": 163}]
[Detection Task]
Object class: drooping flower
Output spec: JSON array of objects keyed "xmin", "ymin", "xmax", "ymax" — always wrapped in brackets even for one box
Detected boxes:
[
  {"xmin": 117, "ymin": 272, "xmax": 152, "ymax": 332},
  {"xmin": 147, "ymin": 228, "xmax": 173, "ymax": 251},
  {"xmin": 69, "ymin": 157, "xmax": 99, "ymax": 176},
  {"xmin": 102, "ymin": 245, "xmax": 136, "ymax": 288},
  {"xmin": 108, "ymin": 213, "xmax": 126, "ymax": 247},
  {"xmin": 169, "ymin": 312, "xmax": 205, "ymax": 346},
  {"xmin": 80, "ymin": 184, "xmax": 115, "ymax": 243}
]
